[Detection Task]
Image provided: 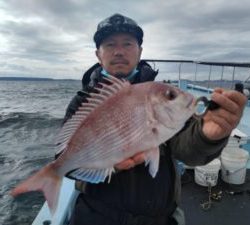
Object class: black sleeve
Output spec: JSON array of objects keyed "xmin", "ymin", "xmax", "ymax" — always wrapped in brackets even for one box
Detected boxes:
[{"xmin": 167, "ymin": 117, "xmax": 228, "ymax": 166}]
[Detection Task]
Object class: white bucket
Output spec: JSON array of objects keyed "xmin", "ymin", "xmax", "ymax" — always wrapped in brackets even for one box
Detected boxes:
[
  {"xmin": 221, "ymin": 148, "xmax": 249, "ymax": 185},
  {"xmin": 194, "ymin": 158, "xmax": 221, "ymax": 187}
]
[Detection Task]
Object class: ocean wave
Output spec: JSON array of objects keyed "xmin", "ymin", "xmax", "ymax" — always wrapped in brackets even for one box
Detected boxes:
[
  {"xmin": 0, "ymin": 114, "xmax": 60, "ymax": 225},
  {"xmin": 0, "ymin": 113, "xmax": 19, "ymax": 123},
  {"xmin": 0, "ymin": 112, "xmax": 63, "ymax": 160},
  {"xmin": 0, "ymin": 112, "xmax": 63, "ymax": 128},
  {"xmin": 0, "ymin": 80, "xmax": 80, "ymax": 225}
]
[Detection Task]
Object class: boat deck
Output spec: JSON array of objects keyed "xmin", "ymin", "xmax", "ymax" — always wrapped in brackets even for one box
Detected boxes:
[{"xmin": 181, "ymin": 170, "xmax": 250, "ymax": 225}]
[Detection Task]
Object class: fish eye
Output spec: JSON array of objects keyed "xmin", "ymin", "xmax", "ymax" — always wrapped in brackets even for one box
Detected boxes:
[{"xmin": 165, "ymin": 89, "xmax": 177, "ymax": 100}]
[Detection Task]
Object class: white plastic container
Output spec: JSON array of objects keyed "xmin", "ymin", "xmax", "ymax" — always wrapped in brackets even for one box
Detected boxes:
[
  {"xmin": 221, "ymin": 148, "xmax": 249, "ymax": 185},
  {"xmin": 194, "ymin": 158, "xmax": 221, "ymax": 187}
]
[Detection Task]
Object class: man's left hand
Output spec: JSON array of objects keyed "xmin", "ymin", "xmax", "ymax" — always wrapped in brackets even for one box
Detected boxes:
[
  {"xmin": 202, "ymin": 88, "xmax": 247, "ymax": 141},
  {"xmin": 114, "ymin": 152, "xmax": 145, "ymax": 170}
]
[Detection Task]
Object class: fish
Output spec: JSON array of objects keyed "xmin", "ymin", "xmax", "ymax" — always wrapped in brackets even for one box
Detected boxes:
[{"xmin": 11, "ymin": 75, "xmax": 196, "ymax": 215}]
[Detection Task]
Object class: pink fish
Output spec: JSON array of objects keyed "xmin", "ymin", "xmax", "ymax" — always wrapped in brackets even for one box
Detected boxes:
[{"xmin": 11, "ymin": 76, "xmax": 196, "ymax": 214}]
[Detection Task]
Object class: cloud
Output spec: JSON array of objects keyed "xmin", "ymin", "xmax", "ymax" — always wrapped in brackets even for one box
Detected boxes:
[{"xmin": 1, "ymin": 0, "xmax": 250, "ymax": 79}]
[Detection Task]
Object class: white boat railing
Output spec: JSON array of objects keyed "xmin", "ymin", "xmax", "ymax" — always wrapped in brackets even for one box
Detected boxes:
[{"xmin": 32, "ymin": 178, "xmax": 79, "ymax": 225}]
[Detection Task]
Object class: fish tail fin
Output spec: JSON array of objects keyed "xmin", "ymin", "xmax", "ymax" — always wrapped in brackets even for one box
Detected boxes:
[{"xmin": 11, "ymin": 164, "xmax": 62, "ymax": 215}]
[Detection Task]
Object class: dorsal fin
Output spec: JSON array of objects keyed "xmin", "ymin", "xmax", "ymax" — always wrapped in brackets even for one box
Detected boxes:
[{"xmin": 55, "ymin": 76, "xmax": 130, "ymax": 155}]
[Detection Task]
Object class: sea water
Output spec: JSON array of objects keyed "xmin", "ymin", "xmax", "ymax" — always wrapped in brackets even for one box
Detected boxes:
[{"xmin": 0, "ymin": 80, "xmax": 81, "ymax": 225}]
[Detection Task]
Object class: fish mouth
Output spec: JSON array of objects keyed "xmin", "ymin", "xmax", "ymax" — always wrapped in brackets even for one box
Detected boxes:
[{"xmin": 185, "ymin": 95, "xmax": 195, "ymax": 108}]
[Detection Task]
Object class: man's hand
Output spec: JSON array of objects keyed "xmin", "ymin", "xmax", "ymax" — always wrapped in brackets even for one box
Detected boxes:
[
  {"xmin": 115, "ymin": 152, "xmax": 145, "ymax": 170},
  {"xmin": 202, "ymin": 88, "xmax": 247, "ymax": 140}
]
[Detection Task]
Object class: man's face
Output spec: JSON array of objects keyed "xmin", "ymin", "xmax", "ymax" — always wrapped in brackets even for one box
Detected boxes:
[{"xmin": 96, "ymin": 33, "xmax": 142, "ymax": 77}]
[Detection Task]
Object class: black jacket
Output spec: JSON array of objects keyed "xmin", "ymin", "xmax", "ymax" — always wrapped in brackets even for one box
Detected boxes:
[{"xmin": 65, "ymin": 61, "xmax": 228, "ymax": 225}]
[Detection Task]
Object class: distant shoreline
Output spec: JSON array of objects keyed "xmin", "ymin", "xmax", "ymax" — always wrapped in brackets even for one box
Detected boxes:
[
  {"xmin": 0, "ymin": 77, "xmax": 79, "ymax": 81},
  {"xmin": 0, "ymin": 77, "xmax": 245, "ymax": 88}
]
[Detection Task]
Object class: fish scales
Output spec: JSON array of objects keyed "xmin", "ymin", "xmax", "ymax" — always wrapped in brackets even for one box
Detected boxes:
[
  {"xmin": 11, "ymin": 75, "xmax": 196, "ymax": 215},
  {"xmin": 61, "ymin": 95, "xmax": 149, "ymax": 170},
  {"xmin": 84, "ymin": 119, "xmax": 147, "ymax": 164}
]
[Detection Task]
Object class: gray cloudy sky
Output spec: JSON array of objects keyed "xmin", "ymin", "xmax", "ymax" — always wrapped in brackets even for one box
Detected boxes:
[{"xmin": 1, "ymin": 0, "xmax": 250, "ymax": 79}]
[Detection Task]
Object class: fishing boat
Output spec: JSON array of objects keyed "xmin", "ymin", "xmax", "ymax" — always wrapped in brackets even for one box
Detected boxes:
[{"xmin": 32, "ymin": 59, "xmax": 250, "ymax": 225}]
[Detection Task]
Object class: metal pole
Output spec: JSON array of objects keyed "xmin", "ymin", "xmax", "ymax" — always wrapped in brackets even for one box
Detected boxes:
[
  {"xmin": 178, "ymin": 63, "xmax": 182, "ymax": 88},
  {"xmin": 208, "ymin": 65, "xmax": 212, "ymax": 90},
  {"xmin": 194, "ymin": 63, "xmax": 198, "ymax": 90},
  {"xmin": 244, "ymin": 69, "xmax": 250, "ymax": 83},
  {"xmin": 231, "ymin": 67, "xmax": 236, "ymax": 89},
  {"xmin": 220, "ymin": 66, "xmax": 224, "ymax": 88}
]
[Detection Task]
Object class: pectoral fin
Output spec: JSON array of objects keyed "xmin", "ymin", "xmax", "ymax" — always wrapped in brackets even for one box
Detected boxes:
[
  {"xmin": 144, "ymin": 147, "xmax": 160, "ymax": 178},
  {"xmin": 68, "ymin": 167, "xmax": 115, "ymax": 183}
]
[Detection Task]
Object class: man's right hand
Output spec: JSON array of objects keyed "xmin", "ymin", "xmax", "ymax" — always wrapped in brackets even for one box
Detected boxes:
[{"xmin": 114, "ymin": 152, "xmax": 145, "ymax": 170}]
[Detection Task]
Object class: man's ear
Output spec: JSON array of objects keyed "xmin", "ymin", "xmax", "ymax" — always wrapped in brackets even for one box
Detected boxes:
[
  {"xmin": 137, "ymin": 46, "xmax": 143, "ymax": 63},
  {"xmin": 95, "ymin": 50, "xmax": 102, "ymax": 64},
  {"xmin": 139, "ymin": 46, "xmax": 143, "ymax": 58}
]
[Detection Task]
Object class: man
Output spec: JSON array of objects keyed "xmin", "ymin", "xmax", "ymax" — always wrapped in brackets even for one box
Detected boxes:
[{"xmin": 65, "ymin": 14, "xmax": 247, "ymax": 225}]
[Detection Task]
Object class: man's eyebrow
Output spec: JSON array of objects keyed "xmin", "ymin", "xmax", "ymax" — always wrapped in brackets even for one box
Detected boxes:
[{"xmin": 123, "ymin": 38, "xmax": 134, "ymax": 41}]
